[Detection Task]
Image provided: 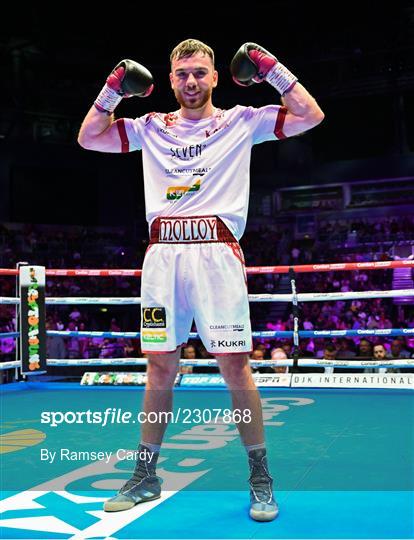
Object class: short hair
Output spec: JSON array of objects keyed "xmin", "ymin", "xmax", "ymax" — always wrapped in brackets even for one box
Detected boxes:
[
  {"xmin": 324, "ymin": 344, "xmax": 336, "ymax": 353},
  {"xmin": 170, "ymin": 39, "xmax": 215, "ymax": 66},
  {"xmin": 271, "ymin": 347, "xmax": 287, "ymax": 359}
]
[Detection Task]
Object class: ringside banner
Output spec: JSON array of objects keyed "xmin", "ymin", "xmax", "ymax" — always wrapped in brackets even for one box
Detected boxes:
[
  {"xmin": 291, "ymin": 373, "xmax": 413, "ymax": 390},
  {"xmin": 19, "ymin": 265, "xmax": 47, "ymax": 375}
]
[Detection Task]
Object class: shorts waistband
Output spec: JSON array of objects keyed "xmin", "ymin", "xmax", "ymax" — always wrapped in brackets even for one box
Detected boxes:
[{"xmin": 150, "ymin": 216, "xmax": 237, "ymax": 244}]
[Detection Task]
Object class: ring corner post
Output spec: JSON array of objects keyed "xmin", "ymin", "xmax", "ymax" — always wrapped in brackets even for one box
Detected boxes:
[{"xmin": 19, "ymin": 264, "xmax": 47, "ymax": 377}]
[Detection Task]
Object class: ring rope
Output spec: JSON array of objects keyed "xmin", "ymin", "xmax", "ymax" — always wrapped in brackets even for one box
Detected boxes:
[
  {"xmin": 289, "ymin": 267, "xmax": 300, "ymax": 366},
  {"xmin": 1, "ymin": 259, "xmax": 414, "ymax": 277},
  {"xmin": 1, "ymin": 357, "xmax": 412, "ymax": 370},
  {"xmin": 0, "ymin": 298, "xmax": 19, "ymax": 305},
  {"xmin": 2, "ymin": 327, "xmax": 413, "ymax": 342},
  {"xmin": 2, "ymin": 289, "xmax": 413, "ymax": 307},
  {"xmin": 44, "ymin": 328, "xmax": 414, "ymax": 339},
  {"xmin": 0, "ymin": 332, "xmax": 19, "ymax": 338}
]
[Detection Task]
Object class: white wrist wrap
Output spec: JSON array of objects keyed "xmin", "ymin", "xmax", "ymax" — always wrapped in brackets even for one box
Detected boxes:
[
  {"xmin": 94, "ymin": 84, "xmax": 123, "ymax": 114},
  {"xmin": 265, "ymin": 62, "xmax": 298, "ymax": 95}
]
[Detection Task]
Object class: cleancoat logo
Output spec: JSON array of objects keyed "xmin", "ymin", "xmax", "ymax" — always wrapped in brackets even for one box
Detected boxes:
[{"xmin": 209, "ymin": 324, "xmax": 244, "ymax": 332}]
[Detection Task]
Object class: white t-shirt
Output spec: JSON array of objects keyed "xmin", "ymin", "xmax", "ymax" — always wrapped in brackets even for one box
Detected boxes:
[{"xmin": 124, "ymin": 104, "xmax": 284, "ymax": 240}]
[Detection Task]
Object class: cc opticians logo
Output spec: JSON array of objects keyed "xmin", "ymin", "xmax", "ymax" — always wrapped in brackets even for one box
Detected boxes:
[{"xmin": 142, "ymin": 307, "xmax": 166, "ymax": 328}]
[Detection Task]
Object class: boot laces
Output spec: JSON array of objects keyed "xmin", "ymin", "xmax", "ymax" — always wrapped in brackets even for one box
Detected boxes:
[
  {"xmin": 120, "ymin": 461, "xmax": 157, "ymax": 493},
  {"xmin": 249, "ymin": 456, "xmax": 273, "ymax": 504}
]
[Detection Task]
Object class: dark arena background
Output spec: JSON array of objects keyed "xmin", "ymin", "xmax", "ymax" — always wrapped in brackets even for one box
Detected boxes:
[{"xmin": 0, "ymin": 3, "xmax": 413, "ymax": 540}]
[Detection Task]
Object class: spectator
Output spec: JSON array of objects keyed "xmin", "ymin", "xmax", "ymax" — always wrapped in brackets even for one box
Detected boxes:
[
  {"xmin": 46, "ymin": 321, "xmax": 66, "ymax": 359},
  {"xmin": 356, "ymin": 339, "xmax": 372, "ymax": 357},
  {"xmin": 255, "ymin": 343, "xmax": 267, "ymax": 354},
  {"xmin": 180, "ymin": 344, "xmax": 194, "ymax": 374},
  {"xmin": 182, "ymin": 345, "xmax": 196, "ymax": 359},
  {"xmin": 303, "ymin": 317, "xmax": 314, "ymax": 331},
  {"xmin": 372, "ymin": 343, "xmax": 391, "ymax": 374},
  {"xmin": 387, "ymin": 339, "xmax": 410, "ymax": 361},
  {"xmin": 270, "ymin": 348, "xmax": 288, "ymax": 374},
  {"xmin": 110, "ymin": 318, "xmax": 121, "ymax": 332},
  {"xmin": 281, "ymin": 343, "xmax": 292, "ymax": 358},
  {"xmin": 65, "ymin": 320, "xmax": 80, "ymax": 359},
  {"xmin": 0, "ymin": 336, "xmax": 15, "ymax": 362},
  {"xmin": 266, "ymin": 318, "xmax": 286, "ymax": 331},
  {"xmin": 78, "ymin": 321, "xmax": 89, "ymax": 358},
  {"xmin": 69, "ymin": 308, "xmax": 82, "ymax": 322},
  {"xmin": 250, "ymin": 349, "xmax": 264, "ymax": 361},
  {"xmin": 336, "ymin": 338, "xmax": 356, "ymax": 359},
  {"xmin": 322, "ymin": 343, "xmax": 337, "ymax": 374},
  {"xmin": 250, "ymin": 349, "xmax": 264, "ymax": 373}
]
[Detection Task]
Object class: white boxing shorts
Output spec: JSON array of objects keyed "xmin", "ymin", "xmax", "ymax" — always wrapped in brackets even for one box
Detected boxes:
[{"xmin": 140, "ymin": 216, "xmax": 253, "ymax": 355}]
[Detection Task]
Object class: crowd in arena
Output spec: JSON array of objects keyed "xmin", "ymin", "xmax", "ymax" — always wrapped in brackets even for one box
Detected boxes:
[
  {"xmin": 0, "ymin": 218, "xmax": 413, "ymax": 374},
  {"xmin": 317, "ymin": 216, "xmax": 414, "ymax": 244}
]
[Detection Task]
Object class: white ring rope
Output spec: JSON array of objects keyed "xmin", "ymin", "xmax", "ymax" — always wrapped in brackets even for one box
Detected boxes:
[
  {"xmin": 1, "ymin": 288, "xmax": 412, "ymax": 306},
  {"xmin": 1, "ymin": 358, "xmax": 412, "ymax": 370}
]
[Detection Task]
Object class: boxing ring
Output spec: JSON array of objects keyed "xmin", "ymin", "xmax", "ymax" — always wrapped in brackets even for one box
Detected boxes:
[{"xmin": 0, "ymin": 260, "xmax": 413, "ymax": 540}]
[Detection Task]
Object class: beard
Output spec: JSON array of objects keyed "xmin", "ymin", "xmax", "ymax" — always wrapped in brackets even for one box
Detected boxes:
[{"xmin": 174, "ymin": 87, "xmax": 213, "ymax": 110}]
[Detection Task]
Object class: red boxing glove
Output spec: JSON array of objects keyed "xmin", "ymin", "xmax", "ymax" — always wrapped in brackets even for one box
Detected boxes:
[
  {"xmin": 230, "ymin": 43, "xmax": 297, "ymax": 95},
  {"xmin": 106, "ymin": 65, "xmax": 130, "ymax": 95},
  {"xmin": 94, "ymin": 59, "xmax": 154, "ymax": 114},
  {"xmin": 247, "ymin": 48, "xmax": 277, "ymax": 82}
]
